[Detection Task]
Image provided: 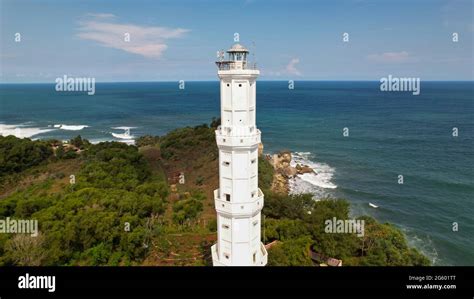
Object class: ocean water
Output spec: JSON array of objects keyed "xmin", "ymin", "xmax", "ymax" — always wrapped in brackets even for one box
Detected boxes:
[{"xmin": 0, "ymin": 81, "xmax": 473, "ymax": 265}]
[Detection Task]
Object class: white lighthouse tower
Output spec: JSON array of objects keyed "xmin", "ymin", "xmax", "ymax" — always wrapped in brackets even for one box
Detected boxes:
[{"xmin": 211, "ymin": 43, "xmax": 268, "ymax": 266}]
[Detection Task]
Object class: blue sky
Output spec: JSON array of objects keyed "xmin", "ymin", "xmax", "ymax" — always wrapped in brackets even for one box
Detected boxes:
[{"xmin": 1, "ymin": 0, "xmax": 473, "ymax": 82}]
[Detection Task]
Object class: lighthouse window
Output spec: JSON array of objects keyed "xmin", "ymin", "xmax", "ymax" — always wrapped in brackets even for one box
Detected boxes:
[
  {"xmin": 225, "ymin": 254, "xmax": 230, "ymax": 259},
  {"xmin": 251, "ymin": 191, "xmax": 256, "ymax": 198},
  {"xmin": 239, "ymin": 84, "xmax": 242, "ymax": 87},
  {"xmin": 225, "ymin": 194, "xmax": 231, "ymax": 202},
  {"xmin": 223, "ymin": 161, "xmax": 230, "ymax": 166},
  {"xmin": 227, "ymin": 83, "xmax": 229, "ymax": 87},
  {"xmin": 251, "ymin": 159, "xmax": 256, "ymax": 164},
  {"xmin": 222, "ymin": 224, "xmax": 230, "ymax": 229},
  {"xmin": 253, "ymin": 220, "xmax": 258, "ymax": 226},
  {"xmin": 253, "ymin": 253, "xmax": 256, "ymax": 263}
]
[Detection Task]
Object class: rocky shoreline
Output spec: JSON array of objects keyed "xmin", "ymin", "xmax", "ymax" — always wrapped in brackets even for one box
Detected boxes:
[{"xmin": 266, "ymin": 150, "xmax": 314, "ymax": 194}]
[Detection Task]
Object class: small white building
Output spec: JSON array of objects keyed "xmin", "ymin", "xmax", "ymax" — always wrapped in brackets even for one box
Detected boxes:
[{"xmin": 211, "ymin": 43, "xmax": 268, "ymax": 266}]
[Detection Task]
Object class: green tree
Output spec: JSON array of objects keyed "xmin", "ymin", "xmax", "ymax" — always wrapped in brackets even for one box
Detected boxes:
[
  {"xmin": 0, "ymin": 135, "xmax": 52, "ymax": 179},
  {"xmin": 268, "ymin": 236, "xmax": 313, "ymax": 266},
  {"xmin": 258, "ymin": 157, "xmax": 274, "ymax": 191},
  {"xmin": 172, "ymin": 198, "xmax": 203, "ymax": 225}
]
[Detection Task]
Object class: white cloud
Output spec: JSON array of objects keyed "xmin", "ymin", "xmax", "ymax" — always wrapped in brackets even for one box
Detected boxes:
[
  {"xmin": 77, "ymin": 14, "xmax": 189, "ymax": 59},
  {"xmin": 84, "ymin": 13, "xmax": 116, "ymax": 19},
  {"xmin": 285, "ymin": 58, "xmax": 302, "ymax": 76},
  {"xmin": 262, "ymin": 57, "xmax": 302, "ymax": 77},
  {"xmin": 367, "ymin": 51, "xmax": 415, "ymax": 63}
]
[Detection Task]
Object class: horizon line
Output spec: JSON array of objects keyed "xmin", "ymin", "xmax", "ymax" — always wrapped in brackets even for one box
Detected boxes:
[{"xmin": 1, "ymin": 79, "xmax": 473, "ymax": 85}]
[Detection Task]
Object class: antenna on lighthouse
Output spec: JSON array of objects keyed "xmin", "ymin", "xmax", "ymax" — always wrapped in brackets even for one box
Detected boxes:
[
  {"xmin": 251, "ymin": 41, "xmax": 256, "ymax": 68},
  {"xmin": 217, "ymin": 49, "xmax": 225, "ymax": 62}
]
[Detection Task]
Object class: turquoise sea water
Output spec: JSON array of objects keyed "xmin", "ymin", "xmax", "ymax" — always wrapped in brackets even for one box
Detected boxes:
[{"xmin": 0, "ymin": 81, "xmax": 473, "ymax": 265}]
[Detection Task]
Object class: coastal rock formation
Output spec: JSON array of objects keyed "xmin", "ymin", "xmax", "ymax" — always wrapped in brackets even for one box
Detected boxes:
[
  {"xmin": 271, "ymin": 172, "xmax": 289, "ymax": 194},
  {"xmin": 269, "ymin": 151, "xmax": 314, "ymax": 194},
  {"xmin": 295, "ymin": 163, "xmax": 313, "ymax": 175}
]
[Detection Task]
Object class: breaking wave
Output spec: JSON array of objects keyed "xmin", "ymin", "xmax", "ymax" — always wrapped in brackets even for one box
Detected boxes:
[
  {"xmin": 0, "ymin": 124, "xmax": 55, "ymax": 139},
  {"xmin": 288, "ymin": 151, "xmax": 337, "ymax": 199},
  {"xmin": 53, "ymin": 124, "xmax": 89, "ymax": 131},
  {"xmin": 111, "ymin": 126, "xmax": 136, "ymax": 145}
]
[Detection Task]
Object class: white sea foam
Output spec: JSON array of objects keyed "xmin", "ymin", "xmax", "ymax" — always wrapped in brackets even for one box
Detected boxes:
[
  {"xmin": 288, "ymin": 151, "xmax": 337, "ymax": 199},
  {"xmin": 53, "ymin": 124, "xmax": 89, "ymax": 131},
  {"xmin": 298, "ymin": 172, "xmax": 337, "ymax": 189},
  {"xmin": 111, "ymin": 126, "xmax": 135, "ymax": 141},
  {"xmin": 404, "ymin": 228, "xmax": 440, "ymax": 265},
  {"xmin": 0, "ymin": 124, "xmax": 55, "ymax": 138},
  {"xmin": 111, "ymin": 132, "xmax": 135, "ymax": 140}
]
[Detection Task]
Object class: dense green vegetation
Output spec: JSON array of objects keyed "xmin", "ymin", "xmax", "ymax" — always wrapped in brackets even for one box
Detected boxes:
[
  {"xmin": 172, "ymin": 198, "xmax": 203, "ymax": 225},
  {"xmin": 135, "ymin": 135, "xmax": 160, "ymax": 147},
  {"xmin": 258, "ymin": 156, "xmax": 274, "ymax": 191},
  {"xmin": 78, "ymin": 142, "xmax": 152, "ymax": 191},
  {"xmin": 0, "ymin": 141, "xmax": 170, "ymax": 265},
  {"xmin": 0, "ymin": 125, "xmax": 218, "ymax": 266},
  {"xmin": 159, "ymin": 123, "xmax": 216, "ymax": 161},
  {"xmin": 267, "ymin": 236, "xmax": 314, "ymax": 266},
  {"xmin": 0, "ymin": 135, "xmax": 52, "ymax": 181},
  {"xmin": 70, "ymin": 135, "xmax": 90, "ymax": 149}
]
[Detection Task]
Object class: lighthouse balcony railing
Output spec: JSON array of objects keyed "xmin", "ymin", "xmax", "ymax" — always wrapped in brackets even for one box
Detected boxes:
[
  {"xmin": 214, "ymin": 188, "xmax": 265, "ymax": 216},
  {"xmin": 216, "ymin": 61, "xmax": 257, "ymax": 71},
  {"xmin": 214, "ymin": 188, "xmax": 264, "ymax": 201},
  {"xmin": 216, "ymin": 125, "xmax": 259, "ymax": 137}
]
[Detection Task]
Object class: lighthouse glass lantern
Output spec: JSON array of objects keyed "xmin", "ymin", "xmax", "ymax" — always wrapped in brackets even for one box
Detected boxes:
[{"xmin": 211, "ymin": 44, "xmax": 268, "ymax": 266}]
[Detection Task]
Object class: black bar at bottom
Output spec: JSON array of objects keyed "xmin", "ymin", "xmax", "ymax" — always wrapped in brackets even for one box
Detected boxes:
[{"xmin": 0, "ymin": 266, "xmax": 472, "ymax": 298}]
